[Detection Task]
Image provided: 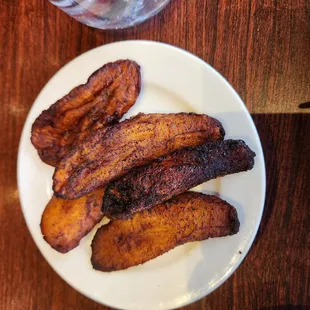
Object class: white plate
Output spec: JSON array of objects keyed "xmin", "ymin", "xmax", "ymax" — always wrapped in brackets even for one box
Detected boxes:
[{"xmin": 17, "ymin": 41, "xmax": 266, "ymax": 310}]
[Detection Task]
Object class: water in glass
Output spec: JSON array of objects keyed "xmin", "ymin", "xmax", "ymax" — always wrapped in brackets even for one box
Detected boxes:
[{"xmin": 50, "ymin": 0, "xmax": 171, "ymax": 29}]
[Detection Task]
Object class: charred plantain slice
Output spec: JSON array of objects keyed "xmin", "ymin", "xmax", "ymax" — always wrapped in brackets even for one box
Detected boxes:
[
  {"xmin": 41, "ymin": 188, "xmax": 105, "ymax": 253},
  {"xmin": 91, "ymin": 192, "xmax": 239, "ymax": 272},
  {"xmin": 53, "ymin": 113, "xmax": 225, "ymax": 199},
  {"xmin": 103, "ymin": 139, "xmax": 255, "ymax": 219},
  {"xmin": 31, "ymin": 60, "xmax": 141, "ymax": 166}
]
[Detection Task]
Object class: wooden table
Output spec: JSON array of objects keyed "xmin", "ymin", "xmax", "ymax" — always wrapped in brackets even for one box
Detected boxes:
[{"xmin": 0, "ymin": 1, "xmax": 309, "ymax": 309}]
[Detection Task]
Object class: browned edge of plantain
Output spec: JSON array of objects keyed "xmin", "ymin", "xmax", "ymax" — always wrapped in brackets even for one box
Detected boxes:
[
  {"xmin": 91, "ymin": 192, "xmax": 239, "ymax": 272},
  {"xmin": 41, "ymin": 188, "xmax": 105, "ymax": 253},
  {"xmin": 102, "ymin": 139, "xmax": 255, "ymax": 220},
  {"xmin": 53, "ymin": 113, "xmax": 225, "ymax": 200},
  {"xmin": 31, "ymin": 60, "xmax": 141, "ymax": 166}
]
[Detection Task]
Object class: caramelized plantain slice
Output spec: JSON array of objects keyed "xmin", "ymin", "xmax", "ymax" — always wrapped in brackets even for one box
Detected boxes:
[
  {"xmin": 41, "ymin": 188, "xmax": 105, "ymax": 253},
  {"xmin": 53, "ymin": 113, "xmax": 225, "ymax": 199},
  {"xmin": 31, "ymin": 60, "xmax": 141, "ymax": 166},
  {"xmin": 91, "ymin": 192, "xmax": 239, "ymax": 272},
  {"xmin": 103, "ymin": 139, "xmax": 255, "ymax": 219}
]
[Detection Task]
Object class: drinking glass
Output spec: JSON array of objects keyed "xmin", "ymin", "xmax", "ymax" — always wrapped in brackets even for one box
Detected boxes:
[{"xmin": 49, "ymin": 0, "xmax": 172, "ymax": 29}]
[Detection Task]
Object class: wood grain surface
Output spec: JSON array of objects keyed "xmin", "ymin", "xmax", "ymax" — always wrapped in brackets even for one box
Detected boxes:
[{"xmin": 0, "ymin": 0, "xmax": 309, "ymax": 309}]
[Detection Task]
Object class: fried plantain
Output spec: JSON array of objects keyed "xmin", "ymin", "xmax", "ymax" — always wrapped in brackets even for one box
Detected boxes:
[
  {"xmin": 41, "ymin": 188, "xmax": 105, "ymax": 253},
  {"xmin": 91, "ymin": 192, "xmax": 239, "ymax": 272},
  {"xmin": 103, "ymin": 139, "xmax": 255, "ymax": 219},
  {"xmin": 53, "ymin": 113, "xmax": 225, "ymax": 199},
  {"xmin": 31, "ymin": 60, "xmax": 141, "ymax": 166}
]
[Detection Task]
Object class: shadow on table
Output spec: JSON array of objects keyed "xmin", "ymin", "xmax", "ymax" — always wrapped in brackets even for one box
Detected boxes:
[
  {"xmin": 186, "ymin": 112, "xmax": 309, "ymax": 303},
  {"xmin": 249, "ymin": 112, "xmax": 309, "ymax": 249}
]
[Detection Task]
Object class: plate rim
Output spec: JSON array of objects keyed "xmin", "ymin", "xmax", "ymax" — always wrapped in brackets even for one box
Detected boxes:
[{"xmin": 17, "ymin": 40, "xmax": 266, "ymax": 310}]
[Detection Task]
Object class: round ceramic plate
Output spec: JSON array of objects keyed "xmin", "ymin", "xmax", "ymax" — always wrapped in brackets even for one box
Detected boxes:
[{"xmin": 17, "ymin": 41, "xmax": 266, "ymax": 310}]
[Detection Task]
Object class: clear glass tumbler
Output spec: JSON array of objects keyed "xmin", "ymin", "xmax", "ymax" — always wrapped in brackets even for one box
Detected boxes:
[{"xmin": 49, "ymin": 0, "xmax": 172, "ymax": 29}]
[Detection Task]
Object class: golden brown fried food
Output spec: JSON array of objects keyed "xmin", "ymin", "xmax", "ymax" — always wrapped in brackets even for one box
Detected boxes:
[
  {"xmin": 41, "ymin": 188, "xmax": 105, "ymax": 253},
  {"xmin": 53, "ymin": 113, "xmax": 225, "ymax": 199},
  {"xmin": 103, "ymin": 139, "xmax": 255, "ymax": 219},
  {"xmin": 31, "ymin": 60, "xmax": 141, "ymax": 166},
  {"xmin": 91, "ymin": 192, "xmax": 239, "ymax": 272}
]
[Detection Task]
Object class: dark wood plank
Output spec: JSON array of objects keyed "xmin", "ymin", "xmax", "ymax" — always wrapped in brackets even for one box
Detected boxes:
[{"xmin": 0, "ymin": 0, "xmax": 309, "ymax": 309}]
